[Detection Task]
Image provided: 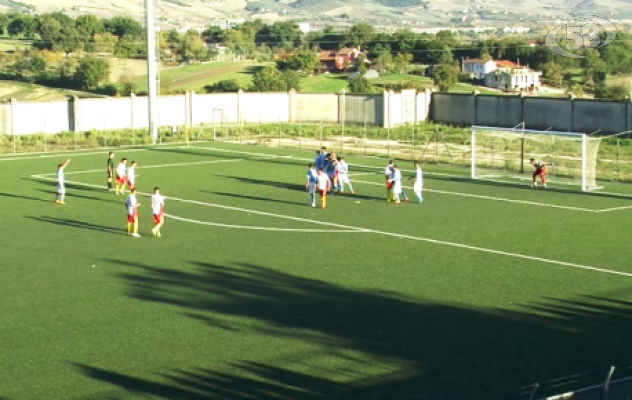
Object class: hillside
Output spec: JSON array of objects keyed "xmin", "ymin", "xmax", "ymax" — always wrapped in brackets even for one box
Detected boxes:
[{"xmin": 8, "ymin": 0, "xmax": 632, "ymax": 28}]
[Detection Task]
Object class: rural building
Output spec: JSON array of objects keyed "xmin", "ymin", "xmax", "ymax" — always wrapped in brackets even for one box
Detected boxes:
[
  {"xmin": 462, "ymin": 58, "xmax": 497, "ymax": 78},
  {"xmin": 318, "ymin": 47, "xmax": 369, "ymax": 71},
  {"xmin": 484, "ymin": 64, "xmax": 542, "ymax": 92}
]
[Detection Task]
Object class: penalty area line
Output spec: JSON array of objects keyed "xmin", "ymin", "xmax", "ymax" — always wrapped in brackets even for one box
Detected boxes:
[
  {"xmin": 164, "ymin": 213, "xmax": 368, "ymax": 233},
  {"xmin": 30, "ymin": 174, "xmax": 632, "ymax": 279}
]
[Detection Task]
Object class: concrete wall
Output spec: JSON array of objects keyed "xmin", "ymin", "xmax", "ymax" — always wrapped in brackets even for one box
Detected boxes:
[
  {"xmin": 573, "ymin": 99, "xmax": 628, "ymax": 133},
  {"xmin": 191, "ymin": 92, "xmax": 239, "ymax": 125},
  {"xmin": 523, "ymin": 97, "xmax": 572, "ymax": 131},
  {"xmin": 475, "ymin": 95, "xmax": 522, "ymax": 127},
  {"xmin": 431, "ymin": 93, "xmax": 475, "ymax": 125},
  {"xmin": 14, "ymin": 100, "xmax": 70, "ymax": 135},
  {"xmin": 292, "ymin": 93, "xmax": 338, "ymax": 123},
  {"xmin": 430, "ymin": 92, "xmax": 632, "ymax": 134},
  {"xmin": 239, "ymin": 92, "xmax": 290, "ymax": 123},
  {"xmin": 345, "ymin": 94, "xmax": 383, "ymax": 126}
]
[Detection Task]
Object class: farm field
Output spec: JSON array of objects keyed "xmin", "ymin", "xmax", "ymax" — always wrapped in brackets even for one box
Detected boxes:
[{"xmin": 2, "ymin": 140, "xmax": 632, "ymax": 400}]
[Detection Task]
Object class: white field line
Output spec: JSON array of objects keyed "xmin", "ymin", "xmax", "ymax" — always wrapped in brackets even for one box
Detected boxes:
[
  {"xmin": 164, "ymin": 213, "xmax": 367, "ymax": 233},
  {"xmin": 30, "ymin": 175, "xmax": 632, "ymax": 278},
  {"xmin": 352, "ymin": 179, "xmax": 597, "ymax": 213},
  {"xmin": 38, "ymin": 158, "xmax": 247, "ymax": 177},
  {"xmin": 594, "ymin": 205, "xmax": 632, "ymax": 213},
  {"xmin": 0, "ymin": 148, "xmax": 148, "ymax": 162},
  {"xmin": 348, "ymin": 172, "xmax": 380, "ymax": 177}
]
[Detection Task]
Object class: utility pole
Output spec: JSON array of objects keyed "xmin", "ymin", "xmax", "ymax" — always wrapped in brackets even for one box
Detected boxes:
[{"xmin": 146, "ymin": 0, "xmax": 158, "ymax": 142}]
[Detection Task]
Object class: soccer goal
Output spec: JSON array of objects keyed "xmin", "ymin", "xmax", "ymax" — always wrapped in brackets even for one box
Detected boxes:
[{"xmin": 471, "ymin": 126, "xmax": 603, "ymax": 191}]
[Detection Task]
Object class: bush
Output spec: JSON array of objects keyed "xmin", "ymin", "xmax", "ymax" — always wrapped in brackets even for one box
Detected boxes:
[{"xmin": 409, "ymin": 67, "xmax": 426, "ymax": 76}]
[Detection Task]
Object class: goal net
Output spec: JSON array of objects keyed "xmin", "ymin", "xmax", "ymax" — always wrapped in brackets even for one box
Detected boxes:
[{"xmin": 471, "ymin": 126, "xmax": 603, "ymax": 191}]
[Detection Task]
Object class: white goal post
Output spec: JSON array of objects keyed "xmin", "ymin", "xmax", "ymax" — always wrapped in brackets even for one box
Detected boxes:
[{"xmin": 471, "ymin": 126, "xmax": 603, "ymax": 191}]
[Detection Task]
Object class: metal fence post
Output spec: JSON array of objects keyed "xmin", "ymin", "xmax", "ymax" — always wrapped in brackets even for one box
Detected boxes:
[
  {"xmin": 74, "ymin": 131, "xmax": 77, "ymax": 151},
  {"xmin": 617, "ymin": 138, "xmax": 620, "ymax": 182},
  {"xmin": 604, "ymin": 365, "xmax": 615, "ymax": 400},
  {"xmin": 387, "ymin": 128, "xmax": 390, "ymax": 158},
  {"xmin": 412, "ymin": 123, "xmax": 415, "ymax": 160},
  {"xmin": 299, "ymin": 120, "xmax": 302, "ymax": 150},
  {"xmin": 364, "ymin": 120, "xmax": 367, "ymax": 156},
  {"xmin": 278, "ymin": 116, "xmax": 282, "ymax": 148},
  {"xmin": 320, "ymin": 119, "xmax": 323, "ymax": 148},
  {"xmin": 528, "ymin": 383, "xmax": 539, "ymax": 400}
]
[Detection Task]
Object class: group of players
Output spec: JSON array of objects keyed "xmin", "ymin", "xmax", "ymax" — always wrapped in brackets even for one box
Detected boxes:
[
  {"xmin": 306, "ymin": 146, "xmax": 425, "ymax": 209},
  {"xmin": 55, "ymin": 152, "xmax": 166, "ymax": 239}
]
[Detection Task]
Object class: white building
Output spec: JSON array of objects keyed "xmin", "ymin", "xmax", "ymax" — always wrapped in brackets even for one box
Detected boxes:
[
  {"xmin": 463, "ymin": 58, "xmax": 497, "ymax": 78},
  {"xmin": 484, "ymin": 62, "xmax": 542, "ymax": 92},
  {"xmin": 298, "ymin": 22, "xmax": 310, "ymax": 34}
]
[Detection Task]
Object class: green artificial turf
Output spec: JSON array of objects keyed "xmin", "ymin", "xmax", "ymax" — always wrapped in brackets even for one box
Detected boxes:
[{"xmin": 2, "ymin": 141, "xmax": 632, "ymax": 400}]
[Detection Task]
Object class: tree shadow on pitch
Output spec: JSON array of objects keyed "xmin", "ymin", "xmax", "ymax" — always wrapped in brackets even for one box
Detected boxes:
[
  {"xmin": 36, "ymin": 189, "xmax": 114, "ymax": 204},
  {"xmin": 27, "ymin": 216, "xmax": 125, "ymax": 235},
  {"xmin": 84, "ymin": 258, "xmax": 632, "ymax": 400},
  {"xmin": 202, "ymin": 190, "xmax": 308, "ymax": 207},
  {"xmin": 0, "ymin": 191, "xmax": 51, "ymax": 203}
]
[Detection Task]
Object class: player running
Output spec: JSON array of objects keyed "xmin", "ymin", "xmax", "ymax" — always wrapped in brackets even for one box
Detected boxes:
[
  {"xmin": 115, "ymin": 158, "xmax": 128, "ymax": 195},
  {"xmin": 338, "ymin": 157, "xmax": 354, "ymax": 194},
  {"xmin": 151, "ymin": 187, "xmax": 165, "ymax": 237},
  {"xmin": 410, "ymin": 161, "xmax": 423, "ymax": 204},
  {"xmin": 55, "ymin": 159, "xmax": 71, "ymax": 205},
  {"xmin": 530, "ymin": 158, "xmax": 547, "ymax": 188},
  {"xmin": 317, "ymin": 168, "xmax": 331, "ymax": 209},
  {"xmin": 306, "ymin": 163, "xmax": 318, "ymax": 207},
  {"xmin": 127, "ymin": 161, "xmax": 138, "ymax": 191},
  {"xmin": 126, "ymin": 188, "xmax": 141, "ymax": 237},
  {"xmin": 107, "ymin": 152, "xmax": 115, "ymax": 192}
]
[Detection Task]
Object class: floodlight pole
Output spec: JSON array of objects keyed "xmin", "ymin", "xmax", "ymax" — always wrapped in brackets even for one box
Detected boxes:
[{"xmin": 146, "ymin": 0, "xmax": 158, "ymax": 142}]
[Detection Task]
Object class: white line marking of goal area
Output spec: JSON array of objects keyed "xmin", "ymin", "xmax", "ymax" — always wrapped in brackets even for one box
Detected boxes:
[
  {"xmin": 36, "ymin": 158, "xmax": 247, "ymax": 177},
  {"xmin": 351, "ymin": 179, "xmax": 597, "ymax": 213},
  {"xmin": 595, "ymin": 205, "xmax": 632, "ymax": 213},
  {"xmin": 164, "ymin": 213, "xmax": 368, "ymax": 233},
  {"xmin": 30, "ymin": 175, "xmax": 632, "ymax": 278}
]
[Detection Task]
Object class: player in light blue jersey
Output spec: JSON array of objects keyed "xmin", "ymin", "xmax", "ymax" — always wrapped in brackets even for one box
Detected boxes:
[
  {"xmin": 338, "ymin": 157, "xmax": 354, "ymax": 194},
  {"xmin": 55, "ymin": 159, "xmax": 71, "ymax": 205},
  {"xmin": 306, "ymin": 163, "xmax": 318, "ymax": 207},
  {"xmin": 411, "ymin": 161, "xmax": 423, "ymax": 203}
]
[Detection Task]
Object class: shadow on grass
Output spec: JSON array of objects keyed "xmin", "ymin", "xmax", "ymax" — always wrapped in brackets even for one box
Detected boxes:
[
  {"xmin": 27, "ymin": 216, "xmax": 124, "ymax": 235},
  {"xmin": 25, "ymin": 178, "xmax": 109, "ymax": 195},
  {"xmin": 0, "ymin": 191, "xmax": 51, "ymax": 203},
  {"xmin": 36, "ymin": 189, "xmax": 114, "ymax": 203},
  {"xmin": 202, "ymin": 190, "xmax": 308, "ymax": 207},
  {"xmin": 79, "ymin": 259, "xmax": 632, "ymax": 400},
  {"xmin": 239, "ymin": 66, "xmax": 266, "ymax": 76}
]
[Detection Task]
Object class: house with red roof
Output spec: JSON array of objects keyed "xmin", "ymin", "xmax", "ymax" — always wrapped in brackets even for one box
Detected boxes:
[{"xmin": 319, "ymin": 47, "xmax": 369, "ymax": 72}]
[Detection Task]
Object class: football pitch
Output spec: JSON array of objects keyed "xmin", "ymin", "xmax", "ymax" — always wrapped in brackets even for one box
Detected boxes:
[{"xmin": 3, "ymin": 141, "xmax": 632, "ymax": 400}]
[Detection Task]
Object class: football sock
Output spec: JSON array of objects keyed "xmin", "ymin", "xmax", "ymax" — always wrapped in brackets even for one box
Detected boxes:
[
  {"xmin": 347, "ymin": 184, "xmax": 353, "ymax": 192},
  {"xmin": 310, "ymin": 193, "xmax": 315, "ymax": 205},
  {"xmin": 127, "ymin": 222, "xmax": 132, "ymax": 235},
  {"xmin": 133, "ymin": 222, "xmax": 138, "ymax": 234}
]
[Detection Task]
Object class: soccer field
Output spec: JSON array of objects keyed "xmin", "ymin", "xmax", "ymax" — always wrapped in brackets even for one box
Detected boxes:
[{"xmin": 3, "ymin": 141, "xmax": 632, "ymax": 400}]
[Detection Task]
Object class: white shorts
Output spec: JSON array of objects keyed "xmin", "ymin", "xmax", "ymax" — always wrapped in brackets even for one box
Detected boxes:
[
  {"xmin": 57, "ymin": 183, "xmax": 65, "ymax": 194},
  {"xmin": 393, "ymin": 184, "xmax": 402, "ymax": 195},
  {"xmin": 414, "ymin": 182, "xmax": 422, "ymax": 192},
  {"xmin": 339, "ymin": 174, "xmax": 350, "ymax": 184},
  {"xmin": 308, "ymin": 182, "xmax": 316, "ymax": 194}
]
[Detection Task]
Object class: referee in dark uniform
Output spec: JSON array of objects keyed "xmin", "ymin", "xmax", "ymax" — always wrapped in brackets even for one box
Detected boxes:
[{"xmin": 107, "ymin": 152, "xmax": 115, "ymax": 192}]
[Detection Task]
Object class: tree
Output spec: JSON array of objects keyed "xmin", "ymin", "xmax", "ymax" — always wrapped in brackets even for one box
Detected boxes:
[
  {"xmin": 105, "ymin": 16, "xmax": 142, "ymax": 38},
  {"xmin": 180, "ymin": 30, "xmax": 208, "ymax": 62},
  {"xmin": 594, "ymin": 84, "xmax": 630, "ymax": 101},
  {"xmin": 8, "ymin": 16, "xmax": 38, "ymax": 39},
  {"xmin": 119, "ymin": 72, "xmax": 137, "ymax": 96},
  {"xmin": 541, "ymin": 61, "xmax": 564, "ymax": 87},
  {"xmin": 58, "ymin": 26, "xmax": 84, "ymax": 56},
  {"xmin": 204, "ymin": 79, "xmax": 242, "ymax": 93},
  {"xmin": 0, "ymin": 14, "xmax": 9, "ymax": 35},
  {"xmin": 348, "ymin": 76, "xmax": 374, "ymax": 93},
  {"xmin": 373, "ymin": 53, "xmax": 393, "ymax": 73},
  {"xmin": 345, "ymin": 23, "xmax": 375, "ymax": 49},
  {"xmin": 262, "ymin": 22, "xmax": 303, "ymax": 49},
  {"xmin": 281, "ymin": 70, "xmax": 301, "ymax": 91},
  {"xmin": 277, "ymin": 51, "xmax": 319, "ymax": 72},
  {"xmin": 36, "ymin": 14, "xmax": 63, "ymax": 48},
  {"xmin": 393, "ymin": 53, "xmax": 413, "ymax": 73},
  {"xmin": 76, "ymin": 15, "xmax": 104, "ymax": 37},
  {"xmin": 201, "ymin": 26, "xmax": 223, "ymax": 43},
  {"xmin": 431, "ymin": 63, "xmax": 459, "ymax": 91},
  {"xmin": 74, "ymin": 56, "xmax": 110, "ymax": 89},
  {"xmin": 93, "ymin": 32, "xmax": 118, "ymax": 54},
  {"xmin": 251, "ymin": 66, "xmax": 287, "ymax": 91}
]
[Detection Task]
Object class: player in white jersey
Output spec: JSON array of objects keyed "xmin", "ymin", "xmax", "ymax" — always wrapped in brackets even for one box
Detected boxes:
[
  {"xmin": 411, "ymin": 161, "xmax": 423, "ymax": 204},
  {"xmin": 55, "ymin": 159, "xmax": 71, "ymax": 205},
  {"xmin": 151, "ymin": 187, "xmax": 165, "ymax": 237},
  {"xmin": 126, "ymin": 188, "xmax": 141, "ymax": 237},
  {"xmin": 337, "ymin": 157, "xmax": 354, "ymax": 194},
  {"xmin": 127, "ymin": 161, "xmax": 138, "ymax": 191},
  {"xmin": 389, "ymin": 165, "xmax": 404, "ymax": 204},
  {"xmin": 317, "ymin": 168, "xmax": 331, "ymax": 209},
  {"xmin": 115, "ymin": 158, "xmax": 128, "ymax": 195},
  {"xmin": 306, "ymin": 164, "xmax": 318, "ymax": 207},
  {"xmin": 385, "ymin": 160, "xmax": 394, "ymax": 201}
]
